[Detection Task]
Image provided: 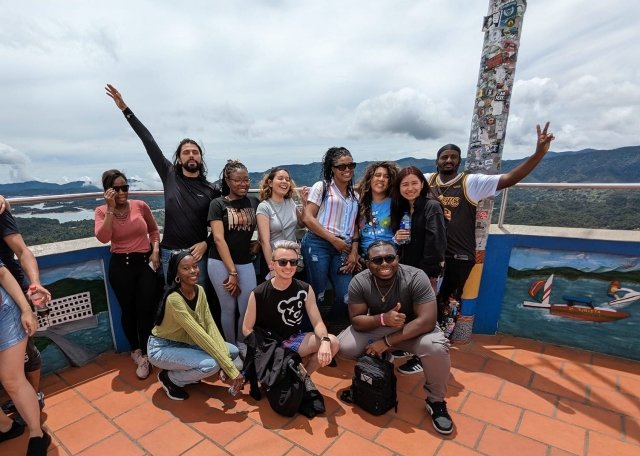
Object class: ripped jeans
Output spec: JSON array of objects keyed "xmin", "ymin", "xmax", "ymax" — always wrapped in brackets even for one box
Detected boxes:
[{"xmin": 301, "ymin": 232, "xmax": 352, "ymax": 322}]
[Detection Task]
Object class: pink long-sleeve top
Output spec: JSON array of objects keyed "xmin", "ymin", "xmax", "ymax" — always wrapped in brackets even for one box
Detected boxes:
[{"xmin": 95, "ymin": 200, "xmax": 160, "ymax": 254}]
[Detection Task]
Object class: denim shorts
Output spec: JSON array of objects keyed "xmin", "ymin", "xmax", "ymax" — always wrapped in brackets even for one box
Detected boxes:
[{"xmin": 0, "ymin": 289, "xmax": 28, "ymax": 352}]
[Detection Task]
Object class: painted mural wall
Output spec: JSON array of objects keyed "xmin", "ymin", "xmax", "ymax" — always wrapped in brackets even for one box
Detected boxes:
[
  {"xmin": 34, "ymin": 259, "xmax": 114, "ymax": 374},
  {"xmin": 499, "ymin": 247, "xmax": 640, "ymax": 360}
]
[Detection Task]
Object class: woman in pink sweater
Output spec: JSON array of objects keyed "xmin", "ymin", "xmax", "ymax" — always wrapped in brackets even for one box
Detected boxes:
[{"xmin": 95, "ymin": 169, "xmax": 161, "ymax": 379}]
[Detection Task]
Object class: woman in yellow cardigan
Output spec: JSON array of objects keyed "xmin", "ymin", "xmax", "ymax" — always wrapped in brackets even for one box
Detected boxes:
[{"xmin": 147, "ymin": 251, "xmax": 244, "ymax": 400}]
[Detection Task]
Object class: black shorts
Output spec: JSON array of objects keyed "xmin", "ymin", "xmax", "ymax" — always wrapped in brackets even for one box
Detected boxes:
[{"xmin": 24, "ymin": 337, "xmax": 42, "ymax": 372}]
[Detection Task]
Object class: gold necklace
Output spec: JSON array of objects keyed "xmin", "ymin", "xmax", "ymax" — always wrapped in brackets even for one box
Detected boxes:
[
  {"xmin": 434, "ymin": 173, "xmax": 462, "ymax": 202},
  {"xmin": 373, "ymin": 275, "xmax": 397, "ymax": 303}
]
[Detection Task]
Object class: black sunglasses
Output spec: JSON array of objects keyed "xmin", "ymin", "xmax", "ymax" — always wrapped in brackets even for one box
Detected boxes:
[
  {"xmin": 368, "ymin": 254, "xmax": 397, "ymax": 266},
  {"xmin": 333, "ymin": 162, "xmax": 357, "ymax": 171},
  {"xmin": 112, "ymin": 185, "xmax": 130, "ymax": 193},
  {"xmin": 275, "ymin": 258, "xmax": 298, "ymax": 267}
]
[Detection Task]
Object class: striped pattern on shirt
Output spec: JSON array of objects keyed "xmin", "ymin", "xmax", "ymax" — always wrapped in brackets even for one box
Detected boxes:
[{"xmin": 307, "ymin": 180, "xmax": 359, "ymax": 238}]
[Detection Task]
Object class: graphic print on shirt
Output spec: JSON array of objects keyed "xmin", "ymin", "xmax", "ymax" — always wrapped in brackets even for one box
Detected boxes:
[
  {"xmin": 361, "ymin": 208, "xmax": 391, "ymax": 238},
  {"xmin": 277, "ymin": 290, "xmax": 308, "ymax": 327},
  {"xmin": 226, "ymin": 207, "xmax": 257, "ymax": 231}
]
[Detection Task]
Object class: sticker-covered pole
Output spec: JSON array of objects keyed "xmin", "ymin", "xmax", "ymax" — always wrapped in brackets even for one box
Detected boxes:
[{"xmin": 459, "ymin": 0, "xmax": 527, "ymax": 317}]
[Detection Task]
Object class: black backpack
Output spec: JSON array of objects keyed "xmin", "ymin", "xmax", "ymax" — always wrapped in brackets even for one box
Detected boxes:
[{"xmin": 344, "ymin": 355, "xmax": 398, "ymax": 416}]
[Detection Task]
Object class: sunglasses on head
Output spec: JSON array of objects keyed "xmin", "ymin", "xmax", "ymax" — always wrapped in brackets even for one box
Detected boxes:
[
  {"xmin": 275, "ymin": 258, "xmax": 298, "ymax": 267},
  {"xmin": 112, "ymin": 185, "xmax": 130, "ymax": 193},
  {"xmin": 368, "ymin": 254, "xmax": 397, "ymax": 266},
  {"xmin": 333, "ymin": 162, "xmax": 357, "ymax": 171}
]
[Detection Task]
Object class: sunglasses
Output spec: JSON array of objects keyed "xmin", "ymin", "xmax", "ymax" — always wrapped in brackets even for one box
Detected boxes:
[
  {"xmin": 112, "ymin": 185, "xmax": 130, "ymax": 193},
  {"xmin": 333, "ymin": 162, "xmax": 357, "ymax": 171},
  {"xmin": 228, "ymin": 178, "xmax": 251, "ymax": 184},
  {"xmin": 368, "ymin": 255, "xmax": 397, "ymax": 266},
  {"xmin": 275, "ymin": 258, "xmax": 298, "ymax": 267}
]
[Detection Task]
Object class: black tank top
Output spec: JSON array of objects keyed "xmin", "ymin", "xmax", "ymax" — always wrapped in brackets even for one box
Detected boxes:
[
  {"xmin": 254, "ymin": 278, "xmax": 310, "ymax": 339},
  {"xmin": 429, "ymin": 173, "xmax": 477, "ymax": 261}
]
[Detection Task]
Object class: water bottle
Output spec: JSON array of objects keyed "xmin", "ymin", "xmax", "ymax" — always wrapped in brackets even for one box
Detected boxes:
[
  {"xmin": 399, "ymin": 212, "xmax": 411, "ymax": 245},
  {"xmin": 28, "ymin": 285, "xmax": 49, "ymax": 314}
]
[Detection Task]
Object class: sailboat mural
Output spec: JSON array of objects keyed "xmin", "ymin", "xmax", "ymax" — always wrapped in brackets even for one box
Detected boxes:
[
  {"xmin": 499, "ymin": 247, "xmax": 640, "ymax": 360},
  {"xmin": 522, "ymin": 274, "xmax": 633, "ymax": 322}
]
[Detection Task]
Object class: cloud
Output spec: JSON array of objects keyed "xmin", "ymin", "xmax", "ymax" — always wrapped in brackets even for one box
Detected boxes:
[
  {"xmin": 349, "ymin": 88, "xmax": 462, "ymax": 140},
  {"xmin": 0, "ymin": 143, "xmax": 32, "ymax": 182}
]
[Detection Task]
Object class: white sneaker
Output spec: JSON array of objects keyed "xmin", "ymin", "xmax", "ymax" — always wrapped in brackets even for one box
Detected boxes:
[
  {"xmin": 136, "ymin": 356, "xmax": 151, "ymax": 379},
  {"xmin": 131, "ymin": 349, "xmax": 143, "ymax": 365}
]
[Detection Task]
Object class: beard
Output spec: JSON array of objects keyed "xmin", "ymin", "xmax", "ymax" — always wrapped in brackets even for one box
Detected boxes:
[
  {"xmin": 182, "ymin": 160, "xmax": 202, "ymax": 174},
  {"xmin": 437, "ymin": 164, "xmax": 460, "ymax": 176}
]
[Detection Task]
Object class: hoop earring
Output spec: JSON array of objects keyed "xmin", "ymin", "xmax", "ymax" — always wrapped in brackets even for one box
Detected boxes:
[{"xmin": 175, "ymin": 277, "xmax": 181, "ymax": 283}]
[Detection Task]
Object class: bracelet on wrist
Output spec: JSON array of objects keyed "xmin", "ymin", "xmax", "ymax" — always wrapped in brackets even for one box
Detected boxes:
[
  {"xmin": 321, "ymin": 336, "xmax": 331, "ymax": 342},
  {"xmin": 229, "ymin": 271, "xmax": 238, "ymax": 276},
  {"xmin": 383, "ymin": 335, "xmax": 392, "ymax": 347},
  {"xmin": 379, "ymin": 313, "xmax": 386, "ymax": 326},
  {"xmin": 106, "ymin": 211, "xmax": 114, "ymax": 215}
]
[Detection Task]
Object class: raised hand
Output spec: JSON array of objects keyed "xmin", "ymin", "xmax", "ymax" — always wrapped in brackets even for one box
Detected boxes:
[
  {"xmin": 535, "ymin": 122, "xmax": 555, "ymax": 155},
  {"xmin": 105, "ymin": 84, "xmax": 128, "ymax": 111}
]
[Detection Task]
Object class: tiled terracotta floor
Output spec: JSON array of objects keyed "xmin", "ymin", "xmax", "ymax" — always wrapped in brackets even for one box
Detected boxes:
[{"xmin": 3, "ymin": 334, "xmax": 640, "ymax": 455}]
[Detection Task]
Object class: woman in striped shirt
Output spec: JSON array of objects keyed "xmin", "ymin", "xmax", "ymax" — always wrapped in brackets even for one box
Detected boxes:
[{"xmin": 301, "ymin": 147, "xmax": 359, "ymax": 324}]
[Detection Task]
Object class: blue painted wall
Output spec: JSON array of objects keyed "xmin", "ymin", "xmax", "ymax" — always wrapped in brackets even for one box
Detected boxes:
[
  {"xmin": 38, "ymin": 245, "xmax": 130, "ymax": 352},
  {"xmin": 474, "ymin": 233, "xmax": 640, "ymax": 335}
]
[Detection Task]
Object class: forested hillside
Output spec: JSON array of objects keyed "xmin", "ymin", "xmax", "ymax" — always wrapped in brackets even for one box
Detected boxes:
[{"xmin": 7, "ymin": 145, "xmax": 640, "ymax": 244}]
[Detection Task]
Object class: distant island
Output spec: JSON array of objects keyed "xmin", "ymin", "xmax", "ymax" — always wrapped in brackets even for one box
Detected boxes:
[{"xmin": 4, "ymin": 145, "xmax": 640, "ymax": 245}]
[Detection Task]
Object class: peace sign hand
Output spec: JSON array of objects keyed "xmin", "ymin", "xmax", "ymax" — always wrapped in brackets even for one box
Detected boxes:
[{"xmin": 535, "ymin": 121, "xmax": 555, "ymax": 155}]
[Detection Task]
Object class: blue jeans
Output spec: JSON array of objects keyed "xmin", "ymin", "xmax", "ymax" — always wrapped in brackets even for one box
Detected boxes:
[
  {"xmin": 301, "ymin": 232, "xmax": 352, "ymax": 321},
  {"xmin": 207, "ymin": 259, "xmax": 256, "ymax": 344},
  {"xmin": 147, "ymin": 335, "xmax": 241, "ymax": 387},
  {"xmin": 161, "ymin": 248, "xmax": 208, "ymax": 286}
]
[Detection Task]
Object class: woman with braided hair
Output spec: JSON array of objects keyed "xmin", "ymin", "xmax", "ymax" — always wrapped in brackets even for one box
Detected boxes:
[
  {"xmin": 208, "ymin": 160, "xmax": 259, "ymax": 346},
  {"xmin": 301, "ymin": 147, "xmax": 359, "ymax": 325}
]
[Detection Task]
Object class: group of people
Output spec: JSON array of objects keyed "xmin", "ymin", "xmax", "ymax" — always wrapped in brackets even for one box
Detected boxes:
[{"xmin": 0, "ymin": 81, "xmax": 555, "ymax": 456}]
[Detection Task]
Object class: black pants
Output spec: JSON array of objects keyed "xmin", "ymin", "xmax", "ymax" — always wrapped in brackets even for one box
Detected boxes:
[
  {"xmin": 438, "ymin": 258, "xmax": 475, "ymax": 319},
  {"xmin": 109, "ymin": 251, "xmax": 158, "ymax": 355}
]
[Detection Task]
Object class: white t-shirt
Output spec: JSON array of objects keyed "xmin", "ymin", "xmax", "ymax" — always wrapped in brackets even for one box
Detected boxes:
[{"xmin": 424, "ymin": 172, "xmax": 501, "ymax": 204}]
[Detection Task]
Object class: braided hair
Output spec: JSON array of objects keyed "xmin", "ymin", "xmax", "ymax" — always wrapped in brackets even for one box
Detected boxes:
[
  {"xmin": 219, "ymin": 159, "xmax": 248, "ymax": 196},
  {"xmin": 319, "ymin": 147, "xmax": 356, "ymax": 201},
  {"xmin": 155, "ymin": 250, "xmax": 192, "ymax": 326}
]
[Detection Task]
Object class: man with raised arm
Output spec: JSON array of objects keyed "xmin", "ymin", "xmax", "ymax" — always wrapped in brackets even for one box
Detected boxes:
[
  {"xmin": 105, "ymin": 84, "xmax": 220, "ymax": 283},
  {"xmin": 338, "ymin": 240, "xmax": 453, "ymax": 435},
  {"xmin": 397, "ymin": 122, "xmax": 555, "ymax": 375}
]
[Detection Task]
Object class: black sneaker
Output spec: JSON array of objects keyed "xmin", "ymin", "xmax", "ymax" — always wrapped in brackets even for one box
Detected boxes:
[
  {"xmin": 26, "ymin": 430, "xmax": 51, "ymax": 456},
  {"xmin": 0, "ymin": 419, "xmax": 25, "ymax": 443},
  {"xmin": 397, "ymin": 356, "xmax": 423, "ymax": 375},
  {"xmin": 158, "ymin": 370, "xmax": 189, "ymax": 400},
  {"xmin": 390, "ymin": 350, "xmax": 412, "ymax": 361},
  {"xmin": 426, "ymin": 399, "xmax": 454, "ymax": 435}
]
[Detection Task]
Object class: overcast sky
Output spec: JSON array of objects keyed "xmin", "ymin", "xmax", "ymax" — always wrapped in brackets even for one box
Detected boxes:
[{"xmin": 1, "ymin": 0, "xmax": 638, "ymax": 188}]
